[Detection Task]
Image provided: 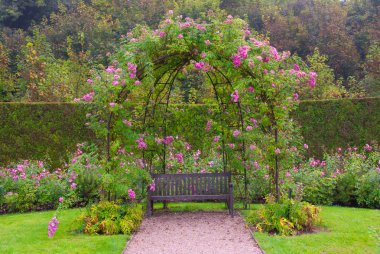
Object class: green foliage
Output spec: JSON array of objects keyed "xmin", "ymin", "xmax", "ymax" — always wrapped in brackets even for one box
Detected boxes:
[
  {"xmin": 246, "ymin": 197, "xmax": 321, "ymax": 236},
  {"xmin": 294, "ymin": 97, "xmax": 380, "ymax": 158},
  {"xmin": 0, "ymin": 102, "xmax": 95, "ymax": 168},
  {"xmin": 78, "ymin": 201, "xmax": 143, "ymax": 235}
]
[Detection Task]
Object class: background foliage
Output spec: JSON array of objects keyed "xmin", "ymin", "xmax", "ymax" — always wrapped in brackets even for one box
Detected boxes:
[{"xmin": 1, "ymin": 98, "xmax": 379, "ymax": 167}]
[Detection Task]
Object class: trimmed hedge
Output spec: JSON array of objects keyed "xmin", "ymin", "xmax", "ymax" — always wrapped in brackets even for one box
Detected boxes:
[
  {"xmin": 1, "ymin": 98, "xmax": 379, "ymax": 167},
  {"xmin": 294, "ymin": 97, "xmax": 380, "ymax": 157},
  {"xmin": 0, "ymin": 103, "xmax": 95, "ymax": 168}
]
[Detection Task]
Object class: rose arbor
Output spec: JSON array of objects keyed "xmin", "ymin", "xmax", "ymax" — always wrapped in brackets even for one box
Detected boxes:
[{"xmin": 84, "ymin": 11, "xmax": 316, "ymax": 204}]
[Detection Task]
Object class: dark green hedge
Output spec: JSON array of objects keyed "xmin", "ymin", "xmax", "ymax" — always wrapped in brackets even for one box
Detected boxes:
[
  {"xmin": 0, "ymin": 103, "xmax": 95, "ymax": 168},
  {"xmin": 1, "ymin": 98, "xmax": 379, "ymax": 167},
  {"xmin": 294, "ymin": 97, "xmax": 380, "ymax": 157}
]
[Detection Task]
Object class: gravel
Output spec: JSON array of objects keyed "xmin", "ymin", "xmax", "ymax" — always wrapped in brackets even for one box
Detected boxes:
[{"xmin": 124, "ymin": 211, "xmax": 263, "ymax": 254}]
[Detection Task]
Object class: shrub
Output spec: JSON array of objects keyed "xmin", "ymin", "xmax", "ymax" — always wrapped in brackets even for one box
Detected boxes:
[
  {"xmin": 246, "ymin": 197, "xmax": 321, "ymax": 236},
  {"xmin": 0, "ymin": 160, "xmax": 69, "ymax": 213},
  {"xmin": 78, "ymin": 201, "xmax": 143, "ymax": 235},
  {"xmin": 356, "ymin": 170, "xmax": 380, "ymax": 209}
]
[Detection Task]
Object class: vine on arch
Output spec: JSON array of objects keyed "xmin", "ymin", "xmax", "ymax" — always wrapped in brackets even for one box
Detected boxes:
[{"xmin": 82, "ymin": 10, "xmax": 317, "ymax": 202}]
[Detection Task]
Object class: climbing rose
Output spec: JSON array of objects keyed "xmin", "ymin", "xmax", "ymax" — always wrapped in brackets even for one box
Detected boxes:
[
  {"xmin": 275, "ymin": 148, "xmax": 281, "ymax": 154},
  {"xmin": 58, "ymin": 197, "xmax": 63, "ymax": 203},
  {"xmin": 87, "ymin": 79, "xmax": 93, "ymax": 84},
  {"xmin": 214, "ymin": 136, "xmax": 220, "ymax": 142},
  {"xmin": 194, "ymin": 62, "xmax": 205, "ymax": 70},
  {"xmin": 175, "ymin": 153, "xmax": 184, "ymax": 164},
  {"xmin": 128, "ymin": 189, "xmax": 136, "ymax": 200},
  {"xmin": 149, "ymin": 181, "xmax": 156, "ymax": 192},
  {"xmin": 364, "ymin": 144, "xmax": 372, "ymax": 152},
  {"xmin": 304, "ymin": 144, "xmax": 309, "ymax": 149},
  {"xmin": 231, "ymin": 90, "xmax": 239, "ymax": 102},
  {"xmin": 233, "ymin": 130, "xmax": 241, "ymax": 137},
  {"xmin": 48, "ymin": 217, "xmax": 59, "ymax": 238},
  {"xmin": 178, "ymin": 34, "xmax": 183, "ymax": 39},
  {"xmin": 82, "ymin": 92, "xmax": 94, "ymax": 102}
]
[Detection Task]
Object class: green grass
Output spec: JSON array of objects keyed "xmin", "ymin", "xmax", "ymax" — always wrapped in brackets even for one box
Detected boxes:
[
  {"xmin": 0, "ymin": 203, "xmax": 379, "ymax": 254},
  {"xmin": 241, "ymin": 205, "xmax": 380, "ymax": 254},
  {"xmin": 0, "ymin": 208, "xmax": 128, "ymax": 254}
]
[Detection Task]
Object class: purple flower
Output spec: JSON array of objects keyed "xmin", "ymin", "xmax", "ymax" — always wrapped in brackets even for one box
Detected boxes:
[
  {"xmin": 231, "ymin": 90, "xmax": 239, "ymax": 102},
  {"xmin": 275, "ymin": 148, "xmax": 281, "ymax": 154},
  {"xmin": 128, "ymin": 189, "xmax": 136, "ymax": 199},
  {"xmin": 175, "ymin": 153, "xmax": 184, "ymax": 164},
  {"xmin": 48, "ymin": 217, "xmax": 59, "ymax": 238},
  {"xmin": 304, "ymin": 144, "xmax": 309, "ymax": 149},
  {"xmin": 58, "ymin": 197, "xmax": 64, "ymax": 203},
  {"xmin": 82, "ymin": 92, "xmax": 94, "ymax": 102},
  {"xmin": 233, "ymin": 130, "xmax": 241, "ymax": 137},
  {"xmin": 194, "ymin": 61, "xmax": 205, "ymax": 70}
]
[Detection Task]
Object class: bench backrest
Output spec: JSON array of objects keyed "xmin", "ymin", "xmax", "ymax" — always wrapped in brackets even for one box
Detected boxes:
[{"xmin": 151, "ymin": 172, "xmax": 231, "ymax": 196}]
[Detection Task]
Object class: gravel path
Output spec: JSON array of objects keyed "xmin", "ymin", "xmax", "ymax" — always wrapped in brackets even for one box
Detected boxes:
[{"xmin": 124, "ymin": 211, "xmax": 263, "ymax": 254}]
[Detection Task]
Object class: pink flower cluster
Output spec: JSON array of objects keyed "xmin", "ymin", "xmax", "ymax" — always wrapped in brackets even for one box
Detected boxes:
[
  {"xmin": 163, "ymin": 136, "xmax": 174, "ymax": 145},
  {"xmin": 149, "ymin": 181, "xmax": 156, "ymax": 192},
  {"xmin": 127, "ymin": 62, "xmax": 137, "ymax": 79},
  {"xmin": 364, "ymin": 144, "xmax": 372, "ymax": 152},
  {"xmin": 128, "ymin": 189, "xmax": 136, "ymax": 199},
  {"xmin": 205, "ymin": 120, "xmax": 212, "ymax": 132},
  {"xmin": 136, "ymin": 137, "xmax": 148, "ymax": 150},
  {"xmin": 82, "ymin": 92, "xmax": 94, "ymax": 102},
  {"xmin": 175, "ymin": 153, "xmax": 184, "ymax": 164},
  {"xmin": 310, "ymin": 158, "xmax": 326, "ymax": 167},
  {"xmin": 231, "ymin": 90, "xmax": 239, "ymax": 102},
  {"xmin": 48, "ymin": 217, "xmax": 59, "ymax": 238}
]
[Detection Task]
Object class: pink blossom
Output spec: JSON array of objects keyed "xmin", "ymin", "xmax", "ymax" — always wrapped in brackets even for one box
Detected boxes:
[
  {"xmin": 185, "ymin": 143, "xmax": 191, "ymax": 150},
  {"xmin": 178, "ymin": 34, "xmax": 184, "ymax": 39},
  {"xmin": 136, "ymin": 137, "xmax": 148, "ymax": 149},
  {"xmin": 231, "ymin": 90, "xmax": 239, "ymax": 102},
  {"xmin": 163, "ymin": 136, "xmax": 174, "ymax": 145},
  {"xmin": 48, "ymin": 217, "xmax": 59, "ymax": 238},
  {"xmin": 123, "ymin": 119, "xmax": 132, "ymax": 126},
  {"xmin": 87, "ymin": 79, "xmax": 93, "ymax": 84},
  {"xmin": 149, "ymin": 181, "xmax": 156, "ymax": 192},
  {"xmin": 228, "ymin": 143, "xmax": 235, "ymax": 149},
  {"xmin": 204, "ymin": 40, "xmax": 211, "ymax": 45},
  {"xmin": 275, "ymin": 148, "xmax": 281, "ymax": 154},
  {"xmin": 364, "ymin": 144, "xmax": 372, "ymax": 152},
  {"xmin": 233, "ymin": 130, "xmax": 241, "ymax": 137},
  {"xmin": 109, "ymin": 102, "xmax": 116, "ymax": 107},
  {"xmin": 200, "ymin": 52, "xmax": 207, "ymax": 58},
  {"xmin": 135, "ymin": 80, "xmax": 141, "ymax": 85},
  {"xmin": 194, "ymin": 61, "xmax": 205, "ymax": 70},
  {"xmin": 175, "ymin": 153, "xmax": 184, "ymax": 164},
  {"xmin": 159, "ymin": 31, "xmax": 166, "ymax": 38},
  {"xmin": 238, "ymin": 46, "xmax": 250, "ymax": 59},
  {"xmin": 205, "ymin": 120, "xmax": 212, "ymax": 132},
  {"xmin": 293, "ymin": 93, "xmax": 299, "ymax": 100},
  {"xmin": 112, "ymin": 80, "xmax": 119, "ymax": 85},
  {"xmin": 70, "ymin": 183, "xmax": 77, "ymax": 189},
  {"xmin": 286, "ymin": 172, "xmax": 291, "ymax": 177},
  {"xmin": 249, "ymin": 144, "xmax": 256, "ymax": 150},
  {"xmin": 106, "ymin": 66, "xmax": 116, "ymax": 73},
  {"xmin": 320, "ymin": 172, "xmax": 325, "ymax": 177},
  {"xmin": 128, "ymin": 189, "xmax": 136, "ymax": 199},
  {"xmin": 208, "ymin": 161, "xmax": 214, "ymax": 167},
  {"xmin": 82, "ymin": 92, "xmax": 94, "ymax": 102},
  {"xmin": 168, "ymin": 10, "xmax": 174, "ymax": 15},
  {"xmin": 247, "ymin": 86, "xmax": 254, "ymax": 93},
  {"xmin": 250, "ymin": 118, "xmax": 258, "ymax": 127},
  {"xmin": 304, "ymin": 144, "xmax": 309, "ymax": 149},
  {"xmin": 231, "ymin": 54, "xmax": 241, "ymax": 67},
  {"xmin": 58, "ymin": 197, "xmax": 64, "ymax": 203},
  {"xmin": 246, "ymin": 126, "xmax": 253, "ymax": 131},
  {"xmin": 214, "ymin": 136, "xmax": 220, "ymax": 142},
  {"xmin": 293, "ymin": 64, "xmax": 300, "ymax": 71}
]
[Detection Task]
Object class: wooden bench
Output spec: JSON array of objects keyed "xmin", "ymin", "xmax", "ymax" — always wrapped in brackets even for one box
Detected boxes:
[{"xmin": 147, "ymin": 172, "xmax": 233, "ymax": 217}]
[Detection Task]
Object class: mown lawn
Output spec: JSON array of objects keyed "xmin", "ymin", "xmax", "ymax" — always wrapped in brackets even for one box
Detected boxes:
[
  {"xmin": 0, "ymin": 208, "xmax": 128, "ymax": 254},
  {"xmin": 241, "ymin": 205, "xmax": 380, "ymax": 254},
  {"xmin": 0, "ymin": 203, "xmax": 379, "ymax": 254}
]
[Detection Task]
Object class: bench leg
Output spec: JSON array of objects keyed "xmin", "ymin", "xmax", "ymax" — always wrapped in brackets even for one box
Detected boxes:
[
  {"xmin": 147, "ymin": 198, "xmax": 152, "ymax": 217},
  {"xmin": 229, "ymin": 195, "xmax": 234, "ymax": 217}
]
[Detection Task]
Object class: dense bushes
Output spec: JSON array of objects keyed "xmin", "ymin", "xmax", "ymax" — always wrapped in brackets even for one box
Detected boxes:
[
  {"xmin": 289, "ymin": 147, "xmax": 380, "ymax": 209},
  {"xmin": 0, "ymin": 103, "xmax": 95, "ymax": 168},
  {"xmin": 295, "ymin": 97, "xmax": 380, "ymax": 158},
  {"xmin": 0, "ymin": 144, "xmax": 151, "ymax": 214},
  {"xmin": 246, "ymin": 197, "xmax": 321, "ymax": 236}
]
